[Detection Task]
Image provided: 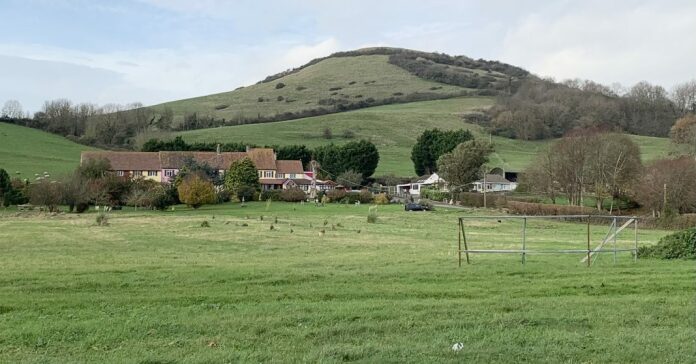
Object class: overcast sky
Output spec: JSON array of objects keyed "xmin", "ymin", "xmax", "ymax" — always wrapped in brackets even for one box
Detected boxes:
[{"xmin": 2, "ymin": 0, "xmax": 695, "ymax": 112}]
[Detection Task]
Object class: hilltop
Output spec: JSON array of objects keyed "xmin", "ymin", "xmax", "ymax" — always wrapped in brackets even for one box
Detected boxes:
[
  {"xmin": 176, "ymin": 97, "xmax": 676, "ymax": 176},
  {"xmin": 0, "ymin": 122, "xmax": 98, "ymax": 178},
  {"xmin": 153, "ymin": 48, "xmax": 528, "ymax": 125}
]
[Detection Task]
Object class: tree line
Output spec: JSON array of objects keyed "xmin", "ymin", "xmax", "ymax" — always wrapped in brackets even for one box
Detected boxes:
[
  {"xmin": 522, "ymin": 129, "xmax": 696, "ymax": 216},
  {"xmin": 478, "ymin": 78, "xmax": 696, "ymax": 139}
]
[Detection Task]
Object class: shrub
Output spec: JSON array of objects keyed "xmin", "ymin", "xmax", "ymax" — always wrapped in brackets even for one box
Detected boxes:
[
  {"xmin": 638, "ymin": 228, "xmax": 696, "ymax": 259},
  {"xmin": 236, "ymin": 186, "xmax": 257, "ymax": 202},
  {"xmin": 214, "ymin": 104, "xmax": 229, "ymax": 110},
  {"xmin": 216, "ymin": 189, "xmax": 231, "ymax": 203},
  {"xmin": 275, "ymin": 82, "xmax": 286, "ymax": 89},
  {"xmin": 342, "ymin": 129, "xmax": 355, "ymax": 139},
  {"xmin": 367, "ymin": 206, "xmax": 378, "ymax": 223},
  {"xmin": 296, "ymin": 86, "xmax": 307, "ymax": 91},
  {"xmin": 373, "ymin": 193, "xmax": 390, "ymax": 205},
  {"xmin": 276, "ymin": 96, "xmax": 284, "ymax": 101},
  {"xmin": 329, "ymin": 87, "xmax": 342, "ymax": 91},
  {"xmin": 177, "ymin": 175, "xmax": 216, "ymax": 209},
  {"xmin": 150, "ymin": 185, "xmax": 175, "ymax": 210},
  {"xmin": 257, "ymin": 97, "xmax": 264, "ymax": 102},
  {"xmin": 325, "ymin": 189, "xmax": 346, "ymax": 202},
  {"xmin": 75, "ymin": 202, "xmax": 90, "ymax": 213},
  {"xmin": 421, "ymin": 188, "xmax": 450, "ymax": 201},
  {"xmin": 201, "ymin": 220, "xmax": 210, "ymax": 228},
  {"xmin": 322, "ymin": 127, "xmax": 333, "ymax": 139},
  {"xmin": 95, "ymin": 212, "xmax": 109, "ymax": 226},
  {"xmin": 280, "ymin": 188, "xmax": 306, "ymax": 202},
  {"xmin": 358, "ymin": 189, "xmax": 373, "ymax": 203},
  {"xmin": 260, "ymin": 190, "xmax": 282, "ymax": 201},
  {"xmin": 29, "ymin": 179, "xmax": 62, "ymax": 212}
]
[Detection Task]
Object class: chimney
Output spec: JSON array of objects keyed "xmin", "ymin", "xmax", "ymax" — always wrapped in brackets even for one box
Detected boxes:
[{"xmin": 216, "ymin": 143, "xmax": 220, "ymax": 155}]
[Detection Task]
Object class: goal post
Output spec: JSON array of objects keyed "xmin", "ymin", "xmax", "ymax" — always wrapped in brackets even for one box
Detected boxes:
[{"xmin": 457, "ymin": 215, "xmax": 639, "ymax": 267}]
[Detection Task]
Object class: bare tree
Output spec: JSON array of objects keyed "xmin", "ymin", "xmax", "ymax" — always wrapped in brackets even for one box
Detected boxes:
[
  {"xmin": 1, "ymin": 100, "xmax": 24, "ymax": 118},
  {"xmin": 671, "ymin": 80, "xmax": 696, "ymax": 114}
]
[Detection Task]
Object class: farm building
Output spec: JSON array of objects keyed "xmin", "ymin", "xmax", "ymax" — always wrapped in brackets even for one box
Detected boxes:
[
  {"xmin": 396, "ymin": 173, "xmax": 445, "ymax": 196},
  {"xmin": 80, "ymin": 148, "xmax": 334, "ymax": 191},
  {"xmin": 471, "ymin": 174, "xmax": 517, "ymax": 192}
]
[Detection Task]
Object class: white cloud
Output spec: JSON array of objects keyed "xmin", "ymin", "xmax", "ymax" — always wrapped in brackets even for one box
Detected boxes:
[{"xmin": 499, "ymin": 2, "xmax": 696, "ymax": 87}]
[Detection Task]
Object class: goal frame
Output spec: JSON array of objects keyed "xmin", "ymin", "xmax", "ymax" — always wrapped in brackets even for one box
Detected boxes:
[{"xmin": 457, "ymin": 215, "xmax": 639, "ymax": 267}]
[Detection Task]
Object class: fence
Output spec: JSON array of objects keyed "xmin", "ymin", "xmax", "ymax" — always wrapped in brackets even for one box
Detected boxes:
[{"xmin": 457, "ymin": 215, "xmax": 638, "ymax": 267}]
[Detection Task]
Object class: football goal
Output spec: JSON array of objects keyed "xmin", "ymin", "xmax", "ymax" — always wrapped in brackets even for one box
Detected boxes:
[{"xmin": 457, "ymin": 215, "xmax": 638, "ymax": 267}]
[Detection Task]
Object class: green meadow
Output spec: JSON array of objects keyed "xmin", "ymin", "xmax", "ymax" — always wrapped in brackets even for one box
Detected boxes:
[
  {"xmin": 178, "ymin": 97, "xmax": 678, "ymax": 176},
  {"xmin": 1, "ymin": 203, "xmax": 693, "ymax": 363},
  {"xmin": 0, "ymin": 122, "xmax": 98, "ymax": 179}
]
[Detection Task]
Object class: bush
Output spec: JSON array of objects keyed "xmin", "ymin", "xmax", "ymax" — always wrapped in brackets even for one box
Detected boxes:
[
  {"xmin": 358, "ymin": 189, "xmax": 373, "ymax": 203},
  {"xmin": 296, "ymin": 86, "xmax": 307, "ymax": 91},
  {"xmin": 367, "ymin": 206, "xmax": 378, "ymax": 223},
  {"xmin": 260, "ymin": 190, "xmax": 282, "ymax": 201},
  {"xmin": 638, "ymin": 228, "xmax": 696, "ymax": 259},
  {"xmin": 325, "ymin": 189, "xmax": 346, "ymax": 202},
  {"xmin": 75, "ymin": 202, "xmax": 90, "ymax": 213},
  {"xmin": 322, "ymin": 127, "xmax": 333, "ymax": 139},
  {"xmin": 216, "ymin": 189, "xmax": 231, "ymax": 203},
  {"xmin": 275, "ymin": 82, "xmax": 286, "ymax": 89},
  {"xmin": 373, "ymin": 193, "xmax": 389, "ymax": 205},
  {"xmin": 236, "ymin": 186, "xmax": 257, "ymax": 202},
  {"xmin": 342, "ymin": 129, "xmax": 355, "ymax": 139},
  {"xmin": 421, "ymin": 188, "xmax": 450, "ymax": 201},
  {"xmin": 200, "ymin": 220, "xmax": 210, "ymax": 228},
  {"xmin": 177, "ymin": 175, "xmax": 216, "ymax": 209},
  {"xmin": 150, "ymin": 185, "xmax": 175, "ymax": 210},
  {"xmin": 95, "ymin": 212, "xmax": 109, "ymax": 226},
  {"xmin": 280, "ymin": 188, "xmax": 306, "ymax": 202}
]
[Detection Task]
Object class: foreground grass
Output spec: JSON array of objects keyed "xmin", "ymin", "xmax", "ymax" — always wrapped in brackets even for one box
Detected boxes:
[
  {"xmin": 0, "ymin": 123, "xmax": 98, "ymax": 178},
  {"xmin": 1, "ymin": 203, "xmax": 693, "ymax": 363}
]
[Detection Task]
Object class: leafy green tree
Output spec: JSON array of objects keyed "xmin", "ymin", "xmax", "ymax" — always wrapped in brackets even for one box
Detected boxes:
[
  {"xmin": 0, "ymin": 168, "xmax": 12, "ymax": 207},
  {"xmin": 341, "ymin": 140, "xmax": 379, "ymax": 179},
  {"xmin": 313, "ymin": 144, "xmax": 343, "ymax": 179},
  {"xmin": 177, "ymin": 175, "xmax": 216, "ymax": 209},
  {"xmin": 411, "ymin": 129, "xmax": 473, "ymax": 175},
  {"xmin": 224, "ymin": 158, "xmax": 260, "ymax": 199},
  {"xmin": 436, "ymin": 140, "xmax": 494, "ymax": 191},
  {"xmin": 78, "ymin": 158, "xmax": 111, "ymax": 179}
]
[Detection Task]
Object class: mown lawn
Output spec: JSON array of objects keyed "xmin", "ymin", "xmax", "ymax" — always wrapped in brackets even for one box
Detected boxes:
[{"xmin": 0, "ymin": 203, "xmax": 693, "ymax": 363}]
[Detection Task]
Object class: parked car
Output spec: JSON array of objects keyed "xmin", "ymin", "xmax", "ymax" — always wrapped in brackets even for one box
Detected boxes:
[{"xmin": 404, "ymin": 203, "xmax": 431, "ymax": 211}]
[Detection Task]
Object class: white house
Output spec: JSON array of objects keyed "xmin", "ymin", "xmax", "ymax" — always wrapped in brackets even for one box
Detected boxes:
[
  {"xmin": 472, "ymin": 174, "xmax": 517, "ymax": 192},
  {"xmin": 397, "ymin": 173, "xmax": 445, "ymax": 196}
]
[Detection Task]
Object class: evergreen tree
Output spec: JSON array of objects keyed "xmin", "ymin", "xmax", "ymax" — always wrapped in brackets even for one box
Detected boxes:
[
  {"xmin": 224, "ymin": 158, "xmax": 260, "ymax": 199},
  {"xmin": 411, "ymin": 129, "xmax": 473, "ymax": 175}
]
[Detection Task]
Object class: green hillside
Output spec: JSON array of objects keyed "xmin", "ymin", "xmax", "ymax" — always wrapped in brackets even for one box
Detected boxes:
[
  {"xmin": 0, "ymin": 123, "xmax": 98, "ymax": 179},
  {"xmin": 155, "ymin": 54, "xmax": 468, "ymax": 123},
  {"xmin": 176, "ymin": 97, "xmax": 678, "ymax": 176}
]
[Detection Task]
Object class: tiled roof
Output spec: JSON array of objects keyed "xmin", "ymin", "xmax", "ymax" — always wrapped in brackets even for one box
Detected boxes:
[
  {"xmin": 81, "ymin": 151, "xmax": 161, "ymax": 171},
  {"xmin": 276, "ymin": 160, "xmax": 303, "ymax": 174},
  {"xmin": 247, "ymin": 148, "xmax": 276, "ymax": 170},
  {"xmin": 475, "ymin": 174, "xmax": 512, "ymax": 183},
  {"xmin": 260, "ymin": 178, "xmax": 286, "ymax": 185},
  {"xmin": 159, "ymin": 152, "xmax": 246, "ymax": 170}
]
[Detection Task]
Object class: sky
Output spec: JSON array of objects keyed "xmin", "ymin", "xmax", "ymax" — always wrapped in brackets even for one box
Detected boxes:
[{"xmin": 2, "ymin": 0, "xmax": 696, "ymax": 112}]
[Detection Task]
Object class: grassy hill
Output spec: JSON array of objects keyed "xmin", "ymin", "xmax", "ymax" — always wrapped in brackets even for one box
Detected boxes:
[
  {"xmin": 177, "ymin": 97, "xmax": 677, "ymax": 176},
  {"xmin": 0, "ymin": 122, "xmax": 98, "ymax": 179},
  {"xmin": 154, "ymin": 54, "xmax": 469, "ymax": 123}
]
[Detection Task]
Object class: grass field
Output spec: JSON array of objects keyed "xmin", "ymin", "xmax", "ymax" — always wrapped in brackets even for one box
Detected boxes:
[
  {"xmin": 1, "ymin": 203, "xmax": 693, "ymax": 363},
  {"xmin": 178, "ymin": 97, "xmax": 678, "ymax": 176},
  {"xmin": 154, "ymin": 55, "xmax": 467, "ymax": 122},
  {"xmin": 0, "ymin": 122, "xmax": 98, "ymax": 179}
]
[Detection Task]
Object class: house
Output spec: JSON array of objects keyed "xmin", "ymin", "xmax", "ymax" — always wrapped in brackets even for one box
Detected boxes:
[
  {"xmin": 472, "ymin": 174, "xmax": 517, "ymax": 192},
  {"xmin": 396, "ymin": 173, "xmax": 445, "ymax": 196},
  {"xmin": 79, "ymin": 148, "xmax": 335, "ymax": 193}
]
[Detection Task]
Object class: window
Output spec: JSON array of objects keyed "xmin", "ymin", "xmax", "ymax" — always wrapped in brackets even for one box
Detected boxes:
[
  {"xmin": 116, "ymin": 171, "xmax": 124, "ymax": 177},
  {"xmin": 277, "ymin": 173, "xmax": 285, "ymax": 178},
  {"xmin": 148, "ymin": 171, "xmax": 158, "ymax": 176},
  {"xmin": 164, "ymin": 170, "xmax": 176, "ymax": 177},
  {"xmin": 412, "ymin": 184, "xmax": 419, "ymax": 190},
  {"xmin": 289, "ymin": 174, "xmax": 296, "ymax": 178},
  {"xmin": 264, "ymin": 171, "xmax": 273, "ymax": 178},
  {"xmin": 133, "ymin": 170, "xmax": 142, "ymax": 176}
]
